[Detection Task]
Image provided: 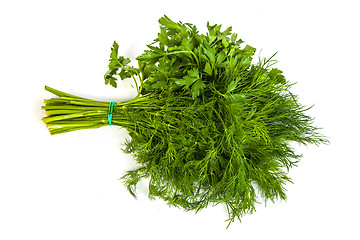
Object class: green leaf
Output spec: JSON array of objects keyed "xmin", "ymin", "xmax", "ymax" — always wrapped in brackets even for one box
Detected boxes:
[
  {"xmin": 158, "ymin": 15, "xmax": 181, "ymax": 30},
  {"xmin": 104, "ymin": 68, "xmax": 117, "ymax": 77},
  {"xmin": 175, "ymin": 68, "xmax": 199, "ymax": 90},
  {"xmin": 110, "ymin": 41, "xmax": 119, "ymax": 59},
  {"xmin": 137, "ymin": 50, "xmax": 163, "ymax": 63},
  {"xmin": 208, "ymin": 35, "xmax": 216, "ymax": 44},
  {"xmin": 187, "ymin": 68, "xmax": 199, "ymax": 78},
  {"xmin": 231, "ymin": 33, "xmax": 238, "ymax": 43},
  {"xmin": 158, "ymin": 28, "xmax": 170, "ymax": 46},
  {"xmin": 269, "ymin": 68, "xmax": 286, "ymax": 84},
  {"xmin": 152, "ymin": 80, "xmax": 168, "ymax": 90},
  {"xmin": 207, "ymin": 22, "xmax": 222, "ymax": 36},
  {"xmin": 104, "ymin": 76, "xmax": 117, "ymax": 88},
  {"xmin": 119, "ymin": 68, "xmax": 132, "ymax": 80},
  {"xmin": 108, "ymin": 59, "xmax": 120, "ymax": 69},
  {"xmin": 216, "ymin": 51, "xmax": 226, "ymax": 67},
  {"xmin": 175, "ymin": 76, "xmax": 196, "ymax": 89},
  {"xmin": 222, "ymin": 37, "xmax": 229, "ymax": 48},
  {"xmin": 179, "ymin": 25, "xmax": 189, "ymax": 39},
  {"xmin": 226, "ymin": 76, "xmax": 242, "ymax": 94},
  {"xmin": 109, "ymin": 78, "xmax": 117, "ymax": 88},
  {"xmin": 104, "ymin": 67, "xmax": 118, "ymax": 88},
  {"xmin": 223, "ymin": 26, "xmax": 232, "ymax": 36},
  {"xmin": 147, "ymin": 45, "xmax": 165, "ymax": 54},
  {"xmin": 191, "ymin": 78, "xmax": 205, "ymax": 99},
  {"xmin": 223, "ymin": 93, "xmax": 246, "ymax": 103},
  {"xmin": 204, "ymin": 62, "xmax": 213, "ymax": 76},
  {"xmin": 235, "ymin": 39, "xmax": 244, "ymax": 46},
  {"xmin": 242, "ymin": 45, "xmax": 256, "ymax": 57},
  {"xmin": 203, "ymin": 46, "xmax": 216, "ymax": 64},
  {"xmin": 121, "ymin": 57, "xmax": 131, "ymax": 65},
  {"xmin": 226, "ymin": 81, "xmax": 237, "ymax": 94},
  {"xmin": 181, "ymin": 38, "xmax": 191, "ymax": 49}
]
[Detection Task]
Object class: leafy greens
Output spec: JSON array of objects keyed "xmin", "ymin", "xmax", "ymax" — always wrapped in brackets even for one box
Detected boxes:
[{"xmin": 42, "ymin": 15, "xmax": 328, "ymax": 227}]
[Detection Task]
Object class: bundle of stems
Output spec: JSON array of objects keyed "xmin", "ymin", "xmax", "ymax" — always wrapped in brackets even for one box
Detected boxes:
[
  {"xmin": 42, "ymin": 15, "xmax": 328, "ymax": 227},
  {"xmin": 42, "ymin": 86, "xmax": 155, "ymax": 135}
]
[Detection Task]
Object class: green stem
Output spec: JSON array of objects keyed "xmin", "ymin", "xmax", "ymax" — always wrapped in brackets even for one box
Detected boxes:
[
  {"xmin": 45, "ymin": 86, "xmax": 89, "ymax": 99},
  {"xmin": 43, "ymin": 111, "xmax": 107, "ymax": 123},
  {"xmin": 115, "ymin": 59, "xmax": 140, "ymax": 95},
  {"xmin": 42, "ymin": 86, "xmax": 154, "ymax": 135},
  {"xmin": 166, "ymin": 50, "xmax": 199, "ymax": 66}
]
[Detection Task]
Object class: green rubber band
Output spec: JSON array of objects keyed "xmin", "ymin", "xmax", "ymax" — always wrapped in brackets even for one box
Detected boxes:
[{"xmin": 108, "ymin": 102, "xmax": 115, "ymax": 126}]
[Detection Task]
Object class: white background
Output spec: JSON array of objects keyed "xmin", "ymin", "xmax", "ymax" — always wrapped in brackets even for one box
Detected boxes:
[{"xmin": 1, "ymin": 0, "xmax": 359, "ymax": 239}]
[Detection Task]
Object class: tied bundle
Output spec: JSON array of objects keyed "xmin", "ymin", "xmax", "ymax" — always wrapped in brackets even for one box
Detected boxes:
[{"xmin": 42, "ymin": 16, "xmax": 328, "ymax": 227}]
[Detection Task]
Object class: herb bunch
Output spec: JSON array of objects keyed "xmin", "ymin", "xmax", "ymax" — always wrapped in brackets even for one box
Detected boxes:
[{"xmin": 42, "ymin": 15, "xmax": 328, "ymax": 226}]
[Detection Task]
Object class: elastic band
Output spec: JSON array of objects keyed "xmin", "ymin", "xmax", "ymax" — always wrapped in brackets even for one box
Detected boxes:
[{"xmin": 108, "ymin": 102, "xmax": 115, "ymax": 126}]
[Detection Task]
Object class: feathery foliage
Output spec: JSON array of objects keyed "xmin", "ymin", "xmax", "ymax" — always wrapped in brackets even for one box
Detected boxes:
[{"xmin": 42, "ymin": 15, "xmax": 328, "ymax": 227}]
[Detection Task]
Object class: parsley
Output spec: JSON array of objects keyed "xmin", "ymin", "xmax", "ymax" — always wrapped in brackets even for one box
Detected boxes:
[{"xmin": 42, "ymin": 15, "xmax": 328, "ymax": 227}]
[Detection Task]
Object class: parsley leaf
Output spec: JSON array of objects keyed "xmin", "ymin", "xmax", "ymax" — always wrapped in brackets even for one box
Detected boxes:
[{"xmin": 191, "ymin": 78, "xmax": 205, "ymax": 99}]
